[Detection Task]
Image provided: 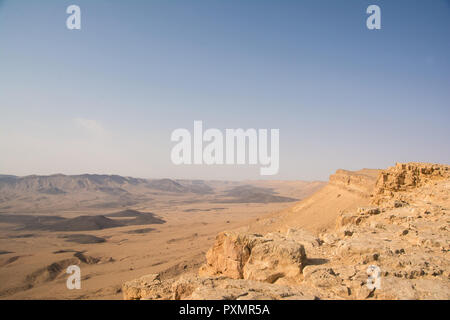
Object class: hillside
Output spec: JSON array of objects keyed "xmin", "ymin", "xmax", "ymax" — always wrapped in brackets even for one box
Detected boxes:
[
  {"xmin": 123, "ymin": 162, "xmax": 450, "ymax": 300},
  {"xmin": 244, "ymin": 168, "xmax": 381, "ymax": 234}
]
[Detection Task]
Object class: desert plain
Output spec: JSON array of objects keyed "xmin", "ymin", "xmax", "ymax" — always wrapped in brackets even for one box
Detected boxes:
[
  {"xmin": 1, "ymin": 162, "xmax": 449, "ymax": 300},
  {"xmin": 0, "ymin": 175, "xmax": 323, "ymax": 299}
]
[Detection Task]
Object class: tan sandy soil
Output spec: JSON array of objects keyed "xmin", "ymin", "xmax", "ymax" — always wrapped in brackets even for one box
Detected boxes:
[{"xmin": 0, "ymin": 179, "xmax": 324, "ymax": 299}]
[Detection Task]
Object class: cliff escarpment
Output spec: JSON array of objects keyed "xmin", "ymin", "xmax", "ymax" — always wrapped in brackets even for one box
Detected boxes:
[{"xmin": 123, "ymin": 163, "xmax": 450, "ymax": 300}]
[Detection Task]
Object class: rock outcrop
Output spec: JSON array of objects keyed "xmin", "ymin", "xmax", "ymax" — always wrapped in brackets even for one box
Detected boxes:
[
  {"xmin": 123, "ymin": 273, "xmax": 319, "ymax": 300},
  {"xmin": 373, "ymin": 162, "xmax": 450, "ymax": 204},
  {"xmin": 198, "ymin": 232, "xmax": 307, "ymax": 284},
  {"xmin": 329, "ymin": 169, "xmax": 380, "ymax": 197},
  {"xmin": 122, "ymin": 274, "xmax": 173, "ymax": 300},
  {"xmin": 198, "ymin": 232, "xmax": 257, "ymax": 279},
  {"xmin": 123, "ymin": 162, "xmax": 450, "ymax": 300}
]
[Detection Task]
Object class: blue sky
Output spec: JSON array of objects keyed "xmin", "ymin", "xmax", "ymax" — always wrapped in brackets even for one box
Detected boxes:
[{"xmin": 0, "ymin": 0, "xmax": 449, "ymax": 180}]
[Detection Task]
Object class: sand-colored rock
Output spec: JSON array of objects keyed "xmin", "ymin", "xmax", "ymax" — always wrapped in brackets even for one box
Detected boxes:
[
  {"xmin": 128, "ymin": 274, "xmax": 318, "ymax": 300},
  {"xmin": 122, "ymin": 274, "xmax": 173, "ymax": 300},
  {"xmin": 285, "ymin": 228, "xmax": 321, "ymax": 250},
  {"xmin": 198, "ymin": 231, "xmax": 262, "ymax": 279},
  {"xmin": 243, "ymin": 233, "xmax": 306, "ymax": 283},
  {"xmin": 373, "ymin": 162, "xmax": 450, "ymax": 204},
  {"xmin": 124, "ymin": 162, "xmax": 450, "ymax": 300},
  {"xmin": 329, "ymin": 169, "xmax": 381, "ymax": 197},
  {"xmin": 244, "ymin": 168, "xmax": 380, "ymax": 235},
  {"xmin": 199, "ymin": 231, "xmax": 307, "ymax": 283},
  {"xmin": 187, "ymin": 277, "xmax": 318, "ymax": 300}
]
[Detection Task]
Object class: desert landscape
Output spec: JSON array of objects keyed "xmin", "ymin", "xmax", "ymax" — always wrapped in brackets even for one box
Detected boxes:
[
  {"xmin": 1, "ymin": 162, "xmax": 448, "ymax": 300},
  {"xmin": 1, "ymin": 2, "xmax": 449, "ymax": 304},
  {"xmin": 122, "ymin": 162, "xmax": 450, "ymax": 300},
  {"xmin": 0, "ymin": 174, "xmax": 323, "ymax": 299}
]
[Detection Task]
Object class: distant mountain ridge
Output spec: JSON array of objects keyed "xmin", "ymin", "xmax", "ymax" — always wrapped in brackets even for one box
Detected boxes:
[
  {"xmin": 0, "ymin": 174, "xmax": 213, "ymax": 195},
  {"xmin": 0, "ymin": 174, "xmax": 322, "ymax": 213}
]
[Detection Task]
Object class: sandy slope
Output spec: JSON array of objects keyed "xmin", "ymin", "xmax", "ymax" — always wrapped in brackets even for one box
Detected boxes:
[
  {"xmin": 121, "ymin": 163, "xmax": 449, "ymax": 300},
  {"xmin": 246, "ymin": 169, "xmax": 380, "ymax": 234},
  {"xmin": 0, "ymin": 179, "xmax": 324, "ymax": 300}
]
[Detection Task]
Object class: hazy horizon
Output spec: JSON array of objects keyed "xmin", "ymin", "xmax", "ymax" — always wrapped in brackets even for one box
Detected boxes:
[
  {"xmin": 1, "ymin": 0, "xmax": 449, "ymax": 181},
  {"xmin": 0, "ymin": 171, "xmax": 330, "ymax": 182}
]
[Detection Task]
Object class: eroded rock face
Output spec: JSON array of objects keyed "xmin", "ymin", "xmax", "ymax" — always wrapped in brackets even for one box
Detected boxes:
[
  {"xmin": 286, "ymin": 228, "xmax": 321, "ymax": 249},
  {"xmin": 123, "ymin": 162, "xmax": 450, "ymax": 300},
  {"xmin": 243, "ymin": 233, "xmax": 306, "ymax": 283},
  {"xmin": 373, "ymin": 163, "xmax": 450, "ymax": 204},
  {"xmin": 122, "ymin": 274, "xmax": 173, "ymax": 300},
  {"xmin": 198, "ymin": 232, "xmax": 262, "ymax": 279},
  {"xmin": 125, "ymin": 273, "xmax": 320, "ymax": 300},
  {"xmin": 199, "ymin": 231, "xmax": 307, "ymax": 283},
  {"xmin": 328, "ymin": 169, "xmax": 379, "ymax": 197},
  {"xmin": 175, "ymin": 275, "xmax": 318, "ymax": 300}
]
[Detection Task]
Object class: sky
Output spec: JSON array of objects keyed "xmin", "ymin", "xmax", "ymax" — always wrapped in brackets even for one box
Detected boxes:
[{"xmin": 0, "ymin": 0, "xmax": 449, "ymax": 181}]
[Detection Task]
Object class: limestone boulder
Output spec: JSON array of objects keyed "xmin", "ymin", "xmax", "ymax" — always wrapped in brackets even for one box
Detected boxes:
[
  {"xmin": 199, "ymin": 231, "xmax": 307, "ymax": 283},
  {"xmin": 122, "ymin": 274, "xmax": 173, "ymax": 300},
  {"xmin": 187, "ymin": 276, "xmax": 317, "ymax": 300},
  {"xmin": 286, "ymin": 228, "xmax": 321, "ymax": 250},
  {"xmin": 198, "ymin": 231, "xmax": 262, "ymax": 279},
  {"xmin": 243, "ymin": 234, "xmax": 307, "ymax": 283}
]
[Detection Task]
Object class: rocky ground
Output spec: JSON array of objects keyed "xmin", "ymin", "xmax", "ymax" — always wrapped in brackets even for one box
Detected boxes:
[{"xmin": 123, "ymin": 163, "xmax": 450, "ymax": 300}]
